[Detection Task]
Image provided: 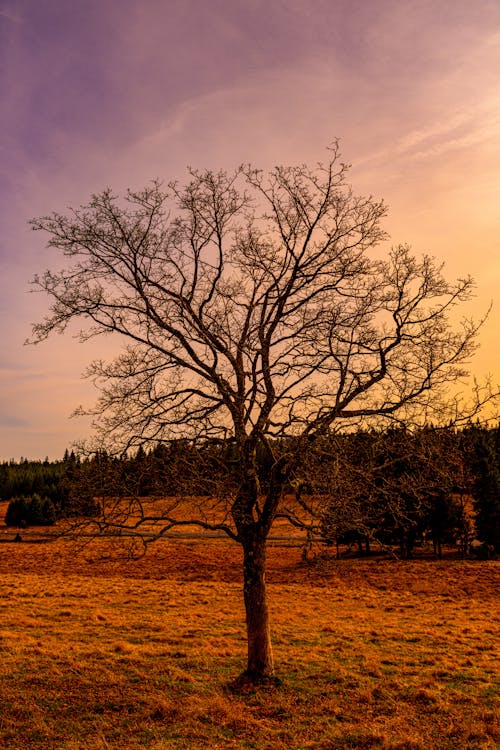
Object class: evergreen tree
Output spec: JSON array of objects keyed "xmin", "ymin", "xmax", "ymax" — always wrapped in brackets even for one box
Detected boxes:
[{"xmin": 469, "ymin": 426, "xmax": 500, "ymax": 552}]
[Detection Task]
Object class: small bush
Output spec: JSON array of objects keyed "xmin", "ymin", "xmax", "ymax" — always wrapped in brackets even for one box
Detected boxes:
[
  {"xmin": 5, "ymin": 497, "xmax": 29, "ymax": 527},
  {"xmin": 4, "ymin": 495, "xmax": 57, "ymax": 527}
]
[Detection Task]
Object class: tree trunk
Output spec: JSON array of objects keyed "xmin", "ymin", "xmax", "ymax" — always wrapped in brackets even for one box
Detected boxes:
[
  {"xmin": 231, "ymin": 449, "xmax": 287, "ymax": 684},
  {"xmin": 242, "ymin": 535, "xmax": 274, "ymax": 680},
  {"xmin": 357, "ymin": 535, "xmax": 363, "ymax": 556}
]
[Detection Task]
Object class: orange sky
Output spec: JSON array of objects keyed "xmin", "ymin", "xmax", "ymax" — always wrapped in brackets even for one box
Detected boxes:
[{"xmin": 1, "ymin": 0, "xmax": 499, "ymax": 459}]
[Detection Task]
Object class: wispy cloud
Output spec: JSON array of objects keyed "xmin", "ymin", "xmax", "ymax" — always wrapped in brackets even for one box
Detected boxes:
[
  {"xmin": 0, "ymin": 7, "xmax": 22, "ymax": 24},
  {"xmin": 0, "ymin": 413, "xmax": 27, "ymax": 428}
]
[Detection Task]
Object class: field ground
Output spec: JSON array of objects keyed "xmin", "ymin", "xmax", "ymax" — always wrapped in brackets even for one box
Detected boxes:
[{"xmin": 0, "ymin": 534, "xmax": 498, "ymax": 750}]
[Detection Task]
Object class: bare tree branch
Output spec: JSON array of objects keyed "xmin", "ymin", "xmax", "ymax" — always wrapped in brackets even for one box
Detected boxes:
[{"xmin": 29, "ymin": 146, "xmax": 498, "ymax": 681}]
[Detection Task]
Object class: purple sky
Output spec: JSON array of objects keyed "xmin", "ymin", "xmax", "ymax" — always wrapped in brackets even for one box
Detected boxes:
[{"xmin": 1, "ymin": 0, "xmax": 499, "ymax": 460}]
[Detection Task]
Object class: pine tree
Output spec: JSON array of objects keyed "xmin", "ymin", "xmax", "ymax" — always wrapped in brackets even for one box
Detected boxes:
[{"xmin": 470, "ymin": 426, "xmax": 500, "ymax": 552}]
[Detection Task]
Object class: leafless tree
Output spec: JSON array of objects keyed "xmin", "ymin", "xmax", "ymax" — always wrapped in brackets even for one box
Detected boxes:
[{"xmin": 29, "ymin": 143, "xmax": 495, "ymax": 683}]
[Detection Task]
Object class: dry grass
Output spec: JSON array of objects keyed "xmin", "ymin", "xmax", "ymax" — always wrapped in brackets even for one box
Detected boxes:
[{"xmin": 0, "ymin": 532, "xmax": 498, "ymax": 749}]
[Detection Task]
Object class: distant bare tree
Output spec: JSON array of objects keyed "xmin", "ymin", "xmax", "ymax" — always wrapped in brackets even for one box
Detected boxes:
[{"xmin": 30, "ymin": 143, "xmax": 495, "ymax": 683}]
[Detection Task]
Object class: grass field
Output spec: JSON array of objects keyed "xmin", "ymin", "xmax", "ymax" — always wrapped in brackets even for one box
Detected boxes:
[{"xmin": 0, "ymin": 531, "xmax": 498, "ymax": 749}]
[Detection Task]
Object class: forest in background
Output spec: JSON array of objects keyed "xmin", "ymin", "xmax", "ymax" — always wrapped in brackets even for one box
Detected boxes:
[{"xmin": 1, "ymin": 424, "xmax": 498, "ymax": 558}]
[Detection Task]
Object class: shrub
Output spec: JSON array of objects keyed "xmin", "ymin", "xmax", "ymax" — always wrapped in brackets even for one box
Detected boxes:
[{"xmin": 4, "ymin": 495, "xmax": 57, "ymax": 527}]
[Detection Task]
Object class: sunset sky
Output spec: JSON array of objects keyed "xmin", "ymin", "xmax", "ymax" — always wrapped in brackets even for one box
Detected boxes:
[{"xmin": 1, "ymin": 0, "xmax": 499, "ymax": 460}]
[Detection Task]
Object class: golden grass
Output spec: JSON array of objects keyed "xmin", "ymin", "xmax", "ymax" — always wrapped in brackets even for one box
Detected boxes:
[{"xmin": 0, "ymin": 535, "xmax": 498, "ymax": 749}]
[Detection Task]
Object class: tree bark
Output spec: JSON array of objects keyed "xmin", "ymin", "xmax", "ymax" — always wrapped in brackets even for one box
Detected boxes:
[
  {"xmin": 242, "ymin": 534, "xmax": 274, "ymax": 680},
  {"xmin": 231, "ymin": 451, "xmax": 285, "ymax": 683}
]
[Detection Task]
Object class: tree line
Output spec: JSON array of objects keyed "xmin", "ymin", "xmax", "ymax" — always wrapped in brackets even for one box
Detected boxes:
[
  {"xmin": 2, "ymin": 425, "xmax": 498, "ymax": 555},
  {"xmin": 307, "ymin": 424, "xmax": 499, "ymax": 559}
]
